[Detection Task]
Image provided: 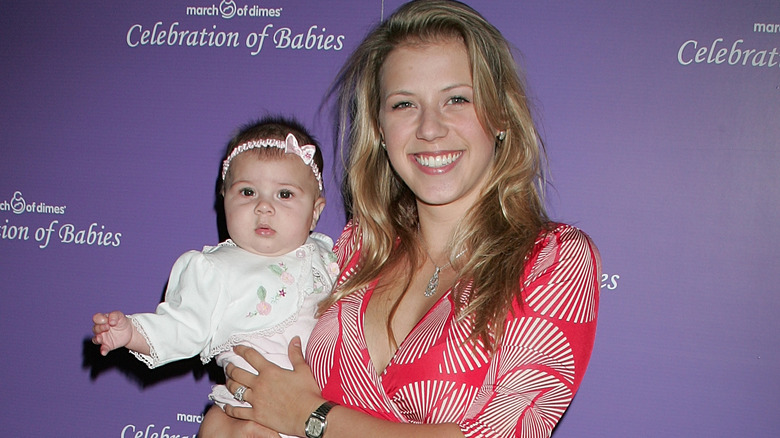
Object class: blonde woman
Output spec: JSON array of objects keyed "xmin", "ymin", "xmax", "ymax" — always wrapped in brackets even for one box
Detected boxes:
[{"xmin": 216, "ymin": 1, "xmax": 601, "ymax": 437}]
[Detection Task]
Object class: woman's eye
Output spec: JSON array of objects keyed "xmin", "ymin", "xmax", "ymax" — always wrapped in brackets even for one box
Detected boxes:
[
  {"xmin": 239, "ymin": 188, "xmax": 255, "ymax": 197},
  {"xmin": 278, "ymin": 190, "xmax": 293, "ymax": 199},
  {"xmin": 449, "ymin": 96, "xmax": 469, "ymax": 105},
  {"xmin": 391, "ymin": 101, "xmax": 413, "ymax": 110}
]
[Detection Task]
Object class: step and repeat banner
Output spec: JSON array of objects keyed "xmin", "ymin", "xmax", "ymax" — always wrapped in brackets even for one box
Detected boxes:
[{"xmin": 2, "ymin": 1, "xmax": 778, "ymax": 436}]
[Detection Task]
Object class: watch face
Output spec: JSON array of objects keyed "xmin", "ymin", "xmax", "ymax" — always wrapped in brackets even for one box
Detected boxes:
[{"xmin": 306, "ymin": 419, "xmax": 324, "ymax": 437}]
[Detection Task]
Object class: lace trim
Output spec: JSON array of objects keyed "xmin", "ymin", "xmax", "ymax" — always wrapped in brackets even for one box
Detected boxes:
[
  {"xmin": 201, "ymin": 310, "xmax": 302, "ymax": 364},
  {"xmin": 128, "ymin": 316, "xmax": 161, "ymax": 368}
]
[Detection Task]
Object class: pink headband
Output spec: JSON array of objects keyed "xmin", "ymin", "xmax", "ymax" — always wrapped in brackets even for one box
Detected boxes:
[{"xmin": 221, "ymin": 133, "xmax": 323, "ymax": 191}]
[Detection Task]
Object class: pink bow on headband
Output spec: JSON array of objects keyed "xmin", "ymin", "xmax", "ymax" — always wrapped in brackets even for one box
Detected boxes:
[{"xmin": 284, "ymin": 133, "xmax": 316, "ymax": 166}]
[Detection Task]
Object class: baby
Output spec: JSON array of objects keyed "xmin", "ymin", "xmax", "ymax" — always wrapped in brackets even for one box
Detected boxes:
[{"xmin": 92, "ymin": 117, "xmax": 338, "ymax": 436}]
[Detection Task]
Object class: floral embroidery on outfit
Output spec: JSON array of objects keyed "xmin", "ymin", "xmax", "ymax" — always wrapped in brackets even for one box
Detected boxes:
[{"xmin": 248, "ymin": 262, "xmax": 298, "ymax": 317}]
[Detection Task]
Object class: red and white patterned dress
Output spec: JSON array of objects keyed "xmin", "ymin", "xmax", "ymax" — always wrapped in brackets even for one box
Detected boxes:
[{"xmin": 306, "ymin": 223, "xmax": 600, "ymax": 438}]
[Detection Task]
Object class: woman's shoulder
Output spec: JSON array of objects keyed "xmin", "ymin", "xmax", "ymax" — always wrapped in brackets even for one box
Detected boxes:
[
  {"xmin": 520, "ymin": 223, "xmax": 600, "ymax": 323},
  {"xmin": 538, "ymin": 222, "xmax": 595, "ymax": 245},
  {"xmin": 333, "ymin": 219, "xmax": 361, "ymax": 267},
  {"xmin": 524, "ymin": 223, "xmax": 601, "ymax": 292}
]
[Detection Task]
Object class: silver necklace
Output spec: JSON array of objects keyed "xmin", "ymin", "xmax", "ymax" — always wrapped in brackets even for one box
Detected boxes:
[{"xmin": 422, "ymin": 248, "xmax": 466, "ymax": 297}]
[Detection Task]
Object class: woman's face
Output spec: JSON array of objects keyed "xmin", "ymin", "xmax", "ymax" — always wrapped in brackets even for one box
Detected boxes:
[{"xmin": 378, "ymin": 38, "xmax": 495, "ymax": 212}]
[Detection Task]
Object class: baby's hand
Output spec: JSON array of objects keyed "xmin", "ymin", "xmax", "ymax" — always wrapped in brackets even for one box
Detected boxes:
[{"xmin": 92, "ymin": 311, "xmax": 134, "ymax": 356}]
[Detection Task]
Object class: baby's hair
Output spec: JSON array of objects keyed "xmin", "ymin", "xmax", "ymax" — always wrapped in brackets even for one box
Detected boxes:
[{"xmin": 219, "ymin": 115, "xmax": 324, "ymax": 195}]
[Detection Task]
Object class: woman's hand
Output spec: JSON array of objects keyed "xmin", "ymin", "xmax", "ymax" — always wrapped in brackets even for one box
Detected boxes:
[{"xmin": 223, "ymin": 337, "xmax": 327, "ymax": 437}]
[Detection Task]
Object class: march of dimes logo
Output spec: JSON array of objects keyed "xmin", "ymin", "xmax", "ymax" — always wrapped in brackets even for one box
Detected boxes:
[
  {"xmin": 185, "ymin": 0, "xmax": 280, "ymax": 19},
  {"xmin": 1, "ymin": 191, "xmax": 122, "ymax": 249},
  {"xmin": 126, "ymin": 0, "xmax": 346, "ymax": 56}
]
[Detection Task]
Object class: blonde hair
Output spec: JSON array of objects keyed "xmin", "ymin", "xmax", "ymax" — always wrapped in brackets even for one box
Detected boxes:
[{"xmin": 325, "ymin": 0, "xmax": 550, "ymax": 352}]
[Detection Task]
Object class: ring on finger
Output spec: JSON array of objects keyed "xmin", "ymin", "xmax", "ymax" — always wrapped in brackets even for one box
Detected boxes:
[{"xmin": 233, "ymin": 385, "xmax": 248, "ymax": 403}]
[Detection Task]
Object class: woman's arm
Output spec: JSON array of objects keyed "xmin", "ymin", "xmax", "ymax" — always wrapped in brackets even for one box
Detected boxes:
[
  {"xmin": 223, "ymin": 341, "xmax": 465, "ymax": 438},
  {"xmin": 457, "ymin": 225, "xmax": 599, "ymax": 437}
]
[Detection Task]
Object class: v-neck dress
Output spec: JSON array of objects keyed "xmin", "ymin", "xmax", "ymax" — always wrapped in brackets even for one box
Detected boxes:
[{"xmin": 306, "ymin": 223, "xmax": 600, "ymax": 438}]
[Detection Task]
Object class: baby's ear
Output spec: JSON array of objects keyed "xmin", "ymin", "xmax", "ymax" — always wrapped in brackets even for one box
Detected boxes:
[{"xmin": 310, "ymin": 197, "xmax": 326, "ymax": 230}]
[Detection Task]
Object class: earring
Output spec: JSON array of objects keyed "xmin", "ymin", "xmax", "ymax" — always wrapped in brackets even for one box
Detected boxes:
[
  {"xmin": 379, "ymin": 134, "xmax": 386, "ymax": 150},
  {"xmin": 496, "ymin": 131, "xmax": 506, "ymax": 142}
]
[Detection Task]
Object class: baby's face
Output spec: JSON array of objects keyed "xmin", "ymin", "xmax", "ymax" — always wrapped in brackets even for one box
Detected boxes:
[{"xmin": 223, "ymin": 153, "xmax": 325, "ymax": 256}]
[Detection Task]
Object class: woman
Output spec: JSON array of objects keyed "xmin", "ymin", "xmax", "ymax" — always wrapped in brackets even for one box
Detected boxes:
[{"xmin": 218, "ymin": 1, "xmax": 600, "ymax": 437}]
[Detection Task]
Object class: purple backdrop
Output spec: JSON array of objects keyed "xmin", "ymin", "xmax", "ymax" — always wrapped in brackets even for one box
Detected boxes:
[{"xmin": 1, "ymin": 1, "xmax": 778, "ymax": 436}]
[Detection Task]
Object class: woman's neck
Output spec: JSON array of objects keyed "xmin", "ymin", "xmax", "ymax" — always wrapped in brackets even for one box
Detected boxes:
[{"xmin": 416, "ymin": 203, "xmax": 464, "ymax": 261}]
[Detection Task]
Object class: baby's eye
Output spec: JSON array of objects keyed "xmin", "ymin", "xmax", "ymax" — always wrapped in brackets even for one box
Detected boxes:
[
  {"xmin": 278, "ymin": 189, "xmax": 294, "ymax": 199},
  {"xmin": 239, "ymin": 188, "xmax": 255, "ymax": 197}
]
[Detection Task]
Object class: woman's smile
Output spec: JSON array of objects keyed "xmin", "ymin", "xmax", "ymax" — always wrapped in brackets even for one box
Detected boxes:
[{"xmin": 412, "ymin": 151, "xmax": 463, "ymax": 171}]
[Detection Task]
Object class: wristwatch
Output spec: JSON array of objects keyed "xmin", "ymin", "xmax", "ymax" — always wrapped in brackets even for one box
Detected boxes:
[{"xmin": 304, "ymin": 401, "xmax": 338, "ymax": 438}]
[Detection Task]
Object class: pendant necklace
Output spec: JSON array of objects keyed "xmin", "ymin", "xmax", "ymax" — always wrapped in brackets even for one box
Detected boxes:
[{"xmin": 422, "ymin": 247, "xmax": 466, "ymax": 297}]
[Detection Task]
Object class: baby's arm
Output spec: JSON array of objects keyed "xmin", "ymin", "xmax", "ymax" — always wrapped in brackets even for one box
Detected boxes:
[{"xmin": 92, "ymin": 311, "xmax": 150, "ymax": 356}]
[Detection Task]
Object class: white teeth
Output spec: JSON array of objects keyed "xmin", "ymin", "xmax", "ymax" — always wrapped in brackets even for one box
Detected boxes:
[{"xmin": 415, "ymin": 152, "xmax": 461, "ymax": 168}]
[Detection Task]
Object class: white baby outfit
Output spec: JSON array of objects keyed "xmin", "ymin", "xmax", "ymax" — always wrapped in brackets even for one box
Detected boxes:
[{"xmin": 129, "ymin": 232, "xmax": 338, "ymax": 409}]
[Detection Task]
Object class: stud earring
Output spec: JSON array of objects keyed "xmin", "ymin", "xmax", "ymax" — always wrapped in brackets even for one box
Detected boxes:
[{"xmin": 496, "ymin": 131, "xmax": 506, "ymax": 142}]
